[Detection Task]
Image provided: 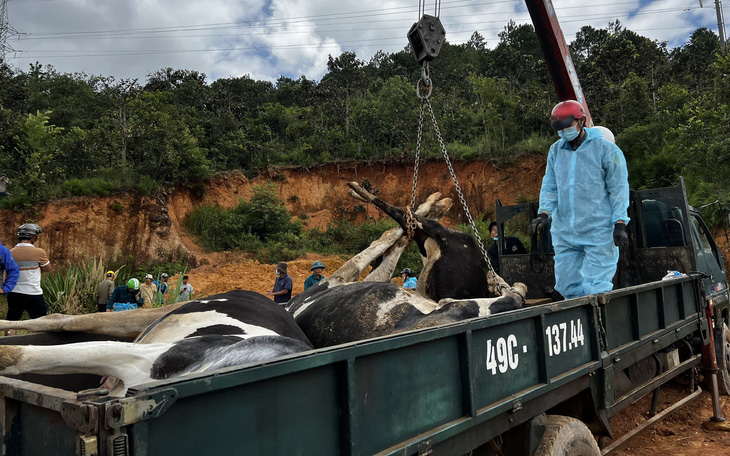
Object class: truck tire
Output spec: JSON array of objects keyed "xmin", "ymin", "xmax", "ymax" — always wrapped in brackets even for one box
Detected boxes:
[
  {"xmin": 716, "ymin": 322, "xmax": 730, "ymax": 396},
  {"xmin": 533, "ymin": 415, "xmax": 600, "ymax": 456}
]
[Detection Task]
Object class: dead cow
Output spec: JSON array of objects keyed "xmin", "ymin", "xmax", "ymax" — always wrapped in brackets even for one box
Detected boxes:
[
  {"xmin": 0, "ymin": 290, "xmax": 312, "ymax": 396},
  {"xmin": 287, "ymin": 183, "xmax": 526, "ymax": 348}
]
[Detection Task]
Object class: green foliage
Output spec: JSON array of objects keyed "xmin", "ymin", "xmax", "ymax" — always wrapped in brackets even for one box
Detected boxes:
[
  {"xmin": 41, "ymin": 257, "xmax": 106, "ymax": 314},
  {"xmin": 62, "ymin": 177, "xmax": 116, "ymax": 196},
  {"xmin": 135, "ymin": 175, "xmax": 159, "ymax": 195},
  {"xmin": 0, "ymin": 26, "xmax": 728, "ymax": 230},
  {"xmin": 185, "ymin": 184, "xmax": 302, "ymax": 252},
  {"xmin": 10, "ymin": 111, "xmax": 63, "ymax": 198}
]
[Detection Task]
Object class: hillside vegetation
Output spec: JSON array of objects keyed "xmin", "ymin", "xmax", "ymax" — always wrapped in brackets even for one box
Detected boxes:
[{"xmin": 1, "ymin": 21, "xmax": 729, "ymax": 222}]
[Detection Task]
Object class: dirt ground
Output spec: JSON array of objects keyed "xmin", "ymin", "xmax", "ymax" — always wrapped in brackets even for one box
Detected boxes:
[{"xmin": 610, "ymin": 380, "xmax": 730, "ymax": 455}]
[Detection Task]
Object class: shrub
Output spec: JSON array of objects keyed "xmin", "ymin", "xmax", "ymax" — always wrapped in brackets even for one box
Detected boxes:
[
  {"xmin": 41, "ymin": 257, "xmax": 107, "ymax": 314},
  {"xmin": 136, "ymin": 175, "xmax": 159, "ymax": 195}
]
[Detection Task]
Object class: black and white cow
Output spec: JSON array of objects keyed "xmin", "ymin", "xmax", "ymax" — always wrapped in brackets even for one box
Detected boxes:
[
  {"xmin": 287, "ymin": 183, "xmax": 526, "ymax": 348},
  {"xmin": 0, "ymin": 290, "xmax": 312, "ymax": 396}
]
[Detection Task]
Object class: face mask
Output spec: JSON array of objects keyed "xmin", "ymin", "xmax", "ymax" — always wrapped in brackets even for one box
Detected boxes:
[
  {"xmin": 493, "ymin": 237, "xmax": 498, "ymax": 241},
  {"xmin": 275, "ymin": 270, "xmax": 280, "ymax": 276},
  {"xmin": 558, "ymin": 125, "xmax": 580, "ymax": 141}
]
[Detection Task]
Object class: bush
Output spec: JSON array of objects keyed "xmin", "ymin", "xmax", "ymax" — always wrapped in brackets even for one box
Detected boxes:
[
  {"xmin": 62, "ymin": 177, "xmax": 116, "ymax": 197},
  {"xmin": 136, "ymin": 175, "xmax": 159, "ymax": 195},
  {"xmin": 0, "ymin": 192, "xmax": 34, "ymax": 210},
  {"xmin": 185, "ymin": 184, "xmax": 303, "ymax": 251},
  {"xmin": 41, "ymin": 257, "xmax": 107, "ymax": 314}
]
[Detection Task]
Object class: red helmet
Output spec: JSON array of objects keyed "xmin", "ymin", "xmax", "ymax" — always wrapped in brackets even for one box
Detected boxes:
[{"xmin": 551, "ymin": 100, "xmax": 586, "ymax": 130}]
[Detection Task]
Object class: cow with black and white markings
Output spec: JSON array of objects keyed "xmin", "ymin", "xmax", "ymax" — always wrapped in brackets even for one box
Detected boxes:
[
  {"xmin": 0, "ymin": 290, "xmax": 312, "ymax": 396},
  {"xmin": 286, "ymin": 182, "xmax": 527, "ymax": 348}
]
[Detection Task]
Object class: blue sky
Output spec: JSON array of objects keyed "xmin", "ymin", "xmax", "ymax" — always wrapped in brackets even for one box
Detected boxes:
[{"xmin": 4, "ymin": 0, "xmax": 726, "ymax": 83}]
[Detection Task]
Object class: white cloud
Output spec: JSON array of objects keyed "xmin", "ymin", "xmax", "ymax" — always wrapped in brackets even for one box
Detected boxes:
[{"xmin": 5, "ymin": 0, "xmax": 725, "ymax": 83}]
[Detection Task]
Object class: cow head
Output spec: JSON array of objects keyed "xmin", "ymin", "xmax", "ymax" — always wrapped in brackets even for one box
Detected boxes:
[{"xmin": 347, "ymin": 182, "xmax": 490, "ymax": 301}]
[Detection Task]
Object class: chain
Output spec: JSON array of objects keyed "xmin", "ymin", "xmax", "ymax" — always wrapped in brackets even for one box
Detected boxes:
[
  {"xmin": 405, "ymin": 206, "xmax": 418, "ymax": 239},
  {"xmin": 423, "ymin": 98, "xmax": 497, "ymax": 277},
  {"xmin": 410, "ymin": 61, "xmax": 497, "ymax": 277},
  {"xmin": 410, "ymin": 99, "xmax": 425, "ymax": 210}
]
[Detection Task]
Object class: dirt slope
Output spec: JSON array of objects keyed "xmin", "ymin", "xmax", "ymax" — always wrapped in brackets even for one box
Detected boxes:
[{"xmin": 0, "ymin": 157, "xmax": 545, "ymax": 267}]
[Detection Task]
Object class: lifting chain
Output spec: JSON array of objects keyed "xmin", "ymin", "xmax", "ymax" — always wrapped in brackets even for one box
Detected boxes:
[
  {"xmin": 405, "ymin": 206, "xmax": 418, "ymax": 240},
  {"xmin": 409, "ymin": 61, "xmax": 498, "ymax": 278}
]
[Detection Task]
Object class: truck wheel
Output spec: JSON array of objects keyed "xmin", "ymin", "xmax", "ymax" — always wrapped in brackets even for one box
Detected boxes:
[
  {"xmin": 533, "ymin": 415, "xmax": 600, "ymax": 456},
  {"xmin": 716, "ymin": 322, "xmax": 730, "ymax": 396}
]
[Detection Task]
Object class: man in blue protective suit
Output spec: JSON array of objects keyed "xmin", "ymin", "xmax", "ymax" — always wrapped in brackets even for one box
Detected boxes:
[{"xmin": 529, "ymin": 100, "xmax": 629, "ymax": 300}]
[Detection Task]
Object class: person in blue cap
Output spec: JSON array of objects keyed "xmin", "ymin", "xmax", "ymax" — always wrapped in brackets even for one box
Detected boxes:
[
  {"xmin": 304, "ymin": 261, "xmax": 326, "ymax": 291},
  {"xmin": 401, "ymin": 268, "xmax": 418, "ymax": 289},
  {"xmin": 530, "ymin": 100, "xmax": 629, "ymax": 300},
  {"xmin": 0, "ymin": 239, "xmax": 19, "ymax": 296}
]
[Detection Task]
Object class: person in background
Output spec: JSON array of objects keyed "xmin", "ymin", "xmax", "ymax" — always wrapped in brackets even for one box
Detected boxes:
[
  {"xmin": 97, "ymin": 270, "xmax": 116, "ymax": 312},
  {"xmin": 178, "ymin": 275, "xmax": 194, "ymax": 302},
  {"xmin": 107, "ymin": 278, "xmax": 143, "ymax": 312},
  {"xmin": 156, "ymin": 273, "xmax": 169, "ymax": 305},
  {"xmin": 0, "ymin": 239, "xmax": 19, "ymax": 296},
  {"xmin": 304, "ymin": 261, "xmax": 326, "ymax": 290},
  {"xmin": 140, "ymin": 273, "xmax": 157, "ymax": 307},
  {"xmin": 401, "ymin": 268, "xmax": 418, "ymax": 289},
  {"xmin": 6, "ymin": 224, "xmax": 51, "ymax": 335},
  {"xmin": 0, "ymin": 173, "xmax": 11, "ymax": 197},
  {"xmin": 530, "ymin": 100, "xmax": 629, "ymax": 300},
  {"xmin": 487, "ymin": 222, "xmax": 527, "ymax": 276},
  {"xmin": 266, "ymin": 262, "xmax": 292, "ymax": 305}
]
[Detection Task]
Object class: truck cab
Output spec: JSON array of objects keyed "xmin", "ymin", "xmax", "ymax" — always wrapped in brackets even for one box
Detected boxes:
[{"xmin": 493, "ymin": 177, "xmax": 730, "ymax": 395}]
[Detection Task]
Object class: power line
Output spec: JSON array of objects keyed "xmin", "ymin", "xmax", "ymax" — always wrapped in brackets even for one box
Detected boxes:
[
  {"xmin": 7, "ymin": 0, "xmax": 664, "ymax": 39},
  {"xmin": 11, "ymin": 4, "xmax": 706, "ymax": 43},
  {"xmin": 9, "ymin": 23, "xmax": 715, "ymax": 60}
]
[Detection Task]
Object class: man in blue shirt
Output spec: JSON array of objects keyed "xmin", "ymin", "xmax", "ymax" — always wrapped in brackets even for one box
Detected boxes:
[
  {"xmin": 0, "ymin": 240, "xmax": 19, "ymax": 296},
  {"xmin": 267, "ymin": 262, "xmax": 293, "ymax": 305},
  {"xmin": 304, "ymin": 261, "xmax": 326, "ymax": 291},
  {"xmin": 401, "ymin": 268, "xmax": 418, "ymax": 289}
]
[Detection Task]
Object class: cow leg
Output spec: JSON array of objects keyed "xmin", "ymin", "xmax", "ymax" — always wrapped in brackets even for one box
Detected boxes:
[
  {"xmin": 348, "ymin": 182, "xmax": 409, "ymax": 229},
  {"xmin": 437, "ymin": 282, "xmax": 527, "ymax": 315},
  {"xmin": 0, "ymin": 341, "xmax": 172, "ymax": 395},
  {"xmin": 364, "ymin": 194, "xmax": 450, "ymax": 282},
  {"xmin": 364, "ymin": 236, "xmax": 410, "ymax": 282},
  {"xmin": 0, "ymin": 303, "xmax": 184, "ymax": 339},
  {"xmin": 328, "ymin": 228, "xmax": 405, "ymax": 285}
]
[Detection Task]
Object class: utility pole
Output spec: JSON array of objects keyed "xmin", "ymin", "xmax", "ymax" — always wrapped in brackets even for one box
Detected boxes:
[
  {"xmin": 0, "ymin": 0, "xmax": 20, "ymax": 62},
  {"xmin": 715, "ymin": 0, "xmax": 727, "ymax": 47},
  {"xmin": 708, "ymin": 0, "xmax": 728, "ymax": 47}
]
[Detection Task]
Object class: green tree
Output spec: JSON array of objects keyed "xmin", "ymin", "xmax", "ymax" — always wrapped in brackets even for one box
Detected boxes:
[
  {"xmin": 11, "ymin": 111, "xmax": 63, "ymax": 197},
  {"xmin": 127, "ymin": 92, "xmax": 210, "ymax": 183}
]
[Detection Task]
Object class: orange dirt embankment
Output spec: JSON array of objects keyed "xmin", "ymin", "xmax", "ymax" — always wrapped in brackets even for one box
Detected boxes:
[{"xmin": 0, "ymin": 157, "xmax": 546, "ymax": 276}]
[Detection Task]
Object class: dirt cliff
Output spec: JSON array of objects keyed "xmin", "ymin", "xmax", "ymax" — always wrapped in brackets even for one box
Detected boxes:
[{"xmin": 0, "ymin": 157, "xmax": 546, "ymax": 267}]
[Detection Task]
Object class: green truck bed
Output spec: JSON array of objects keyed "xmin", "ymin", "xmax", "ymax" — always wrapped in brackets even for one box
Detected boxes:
[{"xmin": 0, "ymin": 276, "xmax": 706, "ymax": 456}]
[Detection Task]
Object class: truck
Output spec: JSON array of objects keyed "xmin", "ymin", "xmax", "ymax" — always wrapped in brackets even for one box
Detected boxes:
[
  {"xmin": 2, "ymin": 2, "xmax": 729, "ymax": 456},
  {"xmin": 1, "ymin": 177, "xmax": 728, "ymax": 456}
]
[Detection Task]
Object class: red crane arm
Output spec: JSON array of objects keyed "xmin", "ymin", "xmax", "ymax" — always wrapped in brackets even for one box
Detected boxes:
[{"xmin": 524, "ymin": 0, "xmax": 593, "ymax": 126}]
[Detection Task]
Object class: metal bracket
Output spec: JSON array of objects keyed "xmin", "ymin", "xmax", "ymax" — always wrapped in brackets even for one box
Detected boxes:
[
  {"xmin": 417, "ymin": 439, "xmax": 433, "ymax": 455},
  {"xmin": 61, "ymin": 402, "xmax": 99, "ymax": 435},
  {"xmin": 105, "ymin": 388, "xmax": 178, "ymax": 429}
]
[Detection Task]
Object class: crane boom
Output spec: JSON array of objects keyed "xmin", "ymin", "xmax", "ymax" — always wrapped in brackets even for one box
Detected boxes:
[{"xmin": 524, "ymin": 0, "xmax": 593, "ymax": 126}]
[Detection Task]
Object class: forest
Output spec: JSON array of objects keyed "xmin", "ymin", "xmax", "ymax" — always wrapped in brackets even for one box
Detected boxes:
[{"xmin": 0, "ymin": 21, "xmax": 729, "ymax": 223}]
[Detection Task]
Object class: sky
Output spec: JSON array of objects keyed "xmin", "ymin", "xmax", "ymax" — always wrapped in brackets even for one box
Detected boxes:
[{"xmin": 3, "ymin": 0, "xmax": 726, "ymax": 83}]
